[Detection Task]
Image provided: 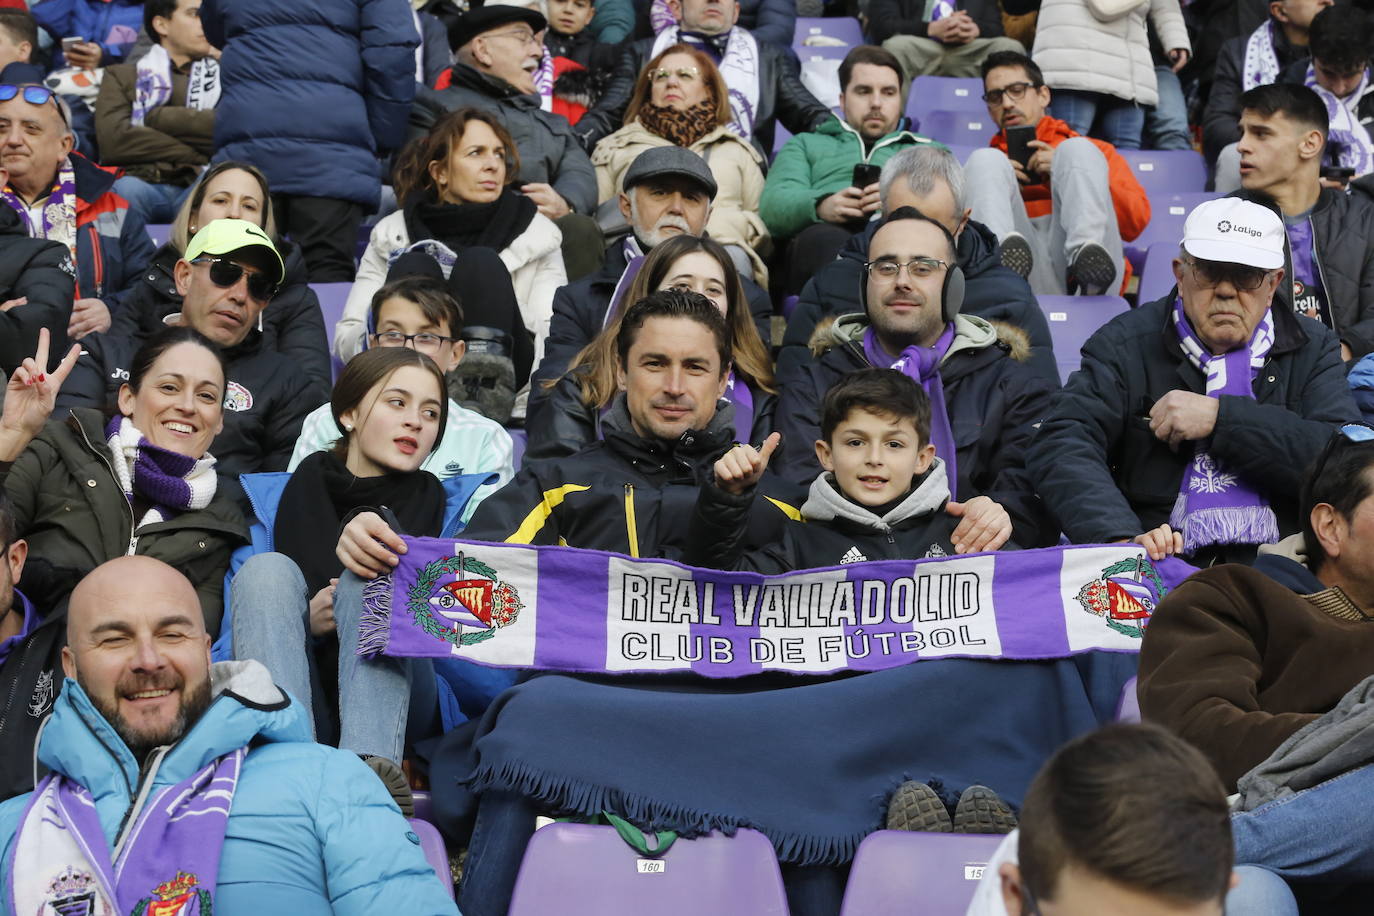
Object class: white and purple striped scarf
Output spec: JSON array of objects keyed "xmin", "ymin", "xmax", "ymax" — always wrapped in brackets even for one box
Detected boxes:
[
  {"xmin": 1305, "ymin": 63, "xmax": 1374, "ymax": 177},
  {"xmin": 650, "ymin": 26, "xmax": 760, "ymax": 140},
  {"xmin": 1168, "ymin": 298, "xmax": 1279, "ymax": 554},
  {"xmin": 132, "ymin": 43, "xmax": 220, "ymax": 126},
  {"xmin": 533, "ymin": 47, "xmax": 555, "ymax": 113},
  {"xmin": 105, "ymin": 415, "xmax": 218, "ymax": 533},
  {"xmin": 1241, "ymin": 21, "xmax": 1281, "ymax": 91},
  {"xmin": 862, "ymin": 323, "xmax": 959, "ymax": 495}
]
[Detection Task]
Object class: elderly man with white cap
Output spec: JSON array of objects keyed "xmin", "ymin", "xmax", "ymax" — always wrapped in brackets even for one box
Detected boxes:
[{"xmin": 1028, "ymin": 197, "xmax": 1359, "ymax": 565}]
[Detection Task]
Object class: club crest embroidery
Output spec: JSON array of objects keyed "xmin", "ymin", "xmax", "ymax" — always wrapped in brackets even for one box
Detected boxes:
[
  {"xmin": 222, "ymin": 382, "xmax": 253, "ymax": 412},
  {"xmin": 410, "ymin": 552, "xmax": 522, "ymax": 648},
  {"xmin": 1075, "ymin": 556, "xmax": 1166, "ymax": 638},
  {"xmin": 42, "ymin": 867, "xmax": 110, "ymax": 916},
  {"xmin": 1186, "ymin": 452, "xmax": 1236, "ymax": 495},
  {"xmin": 28, "ymin": 668, "xmax": 54, "ymax": 717},
  {"xmin": 131, "ymin": 871, "xmax": 210, "ymax": 916}
]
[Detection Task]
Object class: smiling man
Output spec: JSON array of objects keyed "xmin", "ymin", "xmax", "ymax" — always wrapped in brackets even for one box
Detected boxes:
[
  {"xmin": 772, "ymin": 207, "xmax": 1055, "ymax": 548},
  {"xmin": 1029, "ymin": 198, "xmax": 1359, "ymax": 565},
  {"xmin": 58, "ymin": 220, "xmax": 325, "ymax": 502},
  {"xmin": 0, "ymin": 556, "xmax": 459, "ymax": 913}
]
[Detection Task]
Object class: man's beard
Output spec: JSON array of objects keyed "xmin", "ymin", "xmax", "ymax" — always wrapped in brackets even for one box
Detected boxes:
[
  {"xmin": 629, "ymin": 198, "xmax": 694, "ymax": 247},
  {"xmin": 81, "ymin": 671, "xmax": 214, "ymax": 761}
]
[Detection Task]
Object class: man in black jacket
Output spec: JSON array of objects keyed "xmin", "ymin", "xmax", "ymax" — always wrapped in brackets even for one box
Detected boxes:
[
  {"xmin": 780, "ymin": 144, "xmax": 1057, "ymax": 384},
  {"xmin": 1234, "ymin": 83, "xmax": 1374, "ymax": 361},
  {"xmin": 1028, "ymin": 197, "xmax": 1358, "ymax": 565},
  {"xmin": 773, "ymin": 207, "xmax": 1054, "ymax": 547},
  {"xmin": 56, "ymin": 220, "xmax": 323, "ymax": 500},
  {"xmin": 573, "ymin": 0, "xmax": 831, "ymax": 159},
  {"xmin": 869, "ymin": 0, "xmax": 1024, "ymax": 80},
  {"xmin": 0, "ymin": 179, "xmax": 76, "ymax": 376}
]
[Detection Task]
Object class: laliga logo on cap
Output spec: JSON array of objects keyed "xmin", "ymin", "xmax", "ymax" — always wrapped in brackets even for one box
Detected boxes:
[{"xmin": 1217, "ymin": 219, "xmax": 1263, "ymax": 238}]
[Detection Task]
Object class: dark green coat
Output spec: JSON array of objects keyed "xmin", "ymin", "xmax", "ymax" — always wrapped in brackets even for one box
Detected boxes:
[{"xmin": 0, "ymin": 409, "xmax": 248, "ymax": 635}]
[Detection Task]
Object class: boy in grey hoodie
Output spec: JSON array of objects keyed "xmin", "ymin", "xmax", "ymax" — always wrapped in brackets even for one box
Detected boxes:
[{"xmin": 686, "ymin": 368, "xmax": 1014, "ymax": 572}]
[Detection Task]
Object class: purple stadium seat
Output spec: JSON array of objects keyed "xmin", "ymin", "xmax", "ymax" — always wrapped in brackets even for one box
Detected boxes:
[
  {"xmin": 1039, "ymin": 294, "xmax": 1131, "ymax": 383},
  {"xmin": 412, "ymin": 790, "xmax": 433, "ymax": 823},
  {"xmin": 1124, "ymin": 191, "xmax": 1217, "ymax": 270},
  {"xmin": 801, "ymin": 44, "xmax": 851, "ymax": 62},
  {"xmin": 410, "ymin": 818, "xmax": 455, "ymax": 898},
  {"xmin": 1137, "ymin": 242, "xmax": 1178, "ymax": 306},
  {"xmin": 508, "ymin": 427, "xmax": 527, "ymax": 469},
  {"xmin": 507, "ymin": 823, "xmax": 789, "ymax": 916},
  {"xmin": 773, "ymin": 122, "xmax": 793, "ymax": 157},
  {"xmin": 943, "ymin": 143, "xmax": 978, "ymax": 164},
  {"xmin": 147, "ymin": 223, "xmax": 172, "ymax": 249},
  {"xmin": 1118, "ymin": 149, "xmax": 1208, "ymax": 194},
  {"xmin": 794, "ymin": 16, "xmax": 863, "ymax": 47},
  {"xmin": 311, "ymin": 282, "xmax": 352, "ymax": 350},
  {"xmin": 1116, "ymin": 675, "xmax": 1141, "ymax": 723},
  {"xmin": 915, "ymin": 110, "xmax": 994, "ymax": 148},
  {"xmin": 907, "ymin": 76, "xmax": 985, "ymax": 122},
  {"xmin": 838, "ymin": 830, "xmax": 1004, "ymax": 915}
]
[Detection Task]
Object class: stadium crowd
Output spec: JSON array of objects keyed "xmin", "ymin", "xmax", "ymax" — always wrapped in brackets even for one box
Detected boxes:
[{"xmin": 1, "ymin": 0, "xmax": 1374, "ymax": 911}]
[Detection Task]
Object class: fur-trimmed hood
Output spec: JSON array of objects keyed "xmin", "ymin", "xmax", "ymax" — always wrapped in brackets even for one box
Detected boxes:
[{"xmin": 808, "ymin": 312, "xmax": 1033, "ymax": 363}]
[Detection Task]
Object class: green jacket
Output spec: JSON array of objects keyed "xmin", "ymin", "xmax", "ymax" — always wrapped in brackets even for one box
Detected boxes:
[
  {"xmin": 759, "ymin": 114, "xmax": 944, "ymax": 240},
  {"xmin": 0, "ymin": 408, "xmax": 248, "ymax": 634}
]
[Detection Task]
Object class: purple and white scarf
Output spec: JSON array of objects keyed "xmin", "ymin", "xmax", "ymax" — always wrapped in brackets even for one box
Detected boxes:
[
  {"xmin": 1168, "ymin": 298, "xmax": 1279, "ymax": 553},
  {"xmin": 927, "ymin": 0, "xmax": 957, "ymax": 21},
  {"xmin": 1305, "ymin": 63, "xmax": 1374, "ymax": 177},
  {"xmin": 7, "ymin": 749, "xmax": 243, "ymax": 916},
  {"xmin": 1, "ymin": 157, "xmax": 78, "ymax": 266},
  {"xmin": 603, "ymin": 236, "xmax": 647, "ymax": 330},
  {"xmin": 1241, "ymin": 21, "xmax": 1281, "ymax": 91},
  {"xmin": 863, "ymin": 323, "xmax": 959, "ymax": 494},
  {"xmin": 723, "ymin": 371, "xmax": 755, "ymax": 443},
  {"xmin": 132, "ymin": 43, "xmax": 220, "ymax": 126},
  {"xmin": 105, "ymin": 416, "xmax": 218, "ymax": 534},
  {"xmin": 650, "ymin": 26, "xmax": 760, "ymax": 140},
  {"xmin": 533, "ymin": 47, "xmax": 555, "ymax": 113}
]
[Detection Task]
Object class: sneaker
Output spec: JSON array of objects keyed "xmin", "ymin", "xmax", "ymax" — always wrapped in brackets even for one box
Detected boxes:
[
  {"xmin": 1000, "ymin": 232, "xmax": 1034, "ymax": 280},
  {"xmin": 1069, "ymin": 242, "xmax": 1117, "ymax": 296},
  {"xmin": 362, "ymin": 754, "xmax": 415, "ymax": 818},
  {"xmin": 447, "ymin": 352, "xmax": 517, "ymax": 425},
  {"xmin": 885, "ymin": 780, "xmax": 953, "ymax": 832},
  {"xmin": 952, "ymin": 785, "xmax": 1017, "ymax": 834}
]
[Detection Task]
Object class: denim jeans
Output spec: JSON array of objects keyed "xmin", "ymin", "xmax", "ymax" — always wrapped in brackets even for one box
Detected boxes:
[
  {"xmin": 1049, "ymin": 89, "xmax": 1145, "ymax": 150},
  {"xmin": 1145, "ymin": 65, "xmax": 1192, "ymax": 151},
  {"xmin": 230, "ymin": 553, "xmax": 438, "ymax": 762},
  {"xmin": 1227, "ymin": 866, "xmax": 1300, "ymax": 915},
  {"xmin": 112, "ymin": 175, "xmax": 191, "ymax": 227}
]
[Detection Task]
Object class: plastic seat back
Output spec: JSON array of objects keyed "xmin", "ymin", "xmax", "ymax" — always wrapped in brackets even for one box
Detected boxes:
[
  {"xmin": 507, "ymin": 823, "xmax": 789, "ymax": 916},
  {"xmin": 1118, "ymin": 149, "xmax": 1208, "ymax": 194},
  {"xmin": 794, "ymin": 16, "xmax": 863, "ymax": 47},
  {"xmin": 1039, "ymin": 294, "xmax": 1131, "ymax": 384},
  {"xmin": 915, "ymin": 110, "xmax": 994, "ymax": 148},
  {"xmin": 1137, "ymin": 242, "xmax": 1179, "ymax": 306},
  {"xmin": 839, "ymin": 830, "xmax": 1003, "ymax": 915},
  {"xmin": 410, "ymin": 818, "xmax": 454, "ymax": 899},
  {"xmin": 907, "ymin": 76, "xmax": 985, "ymax": 122},
  {"xmin": 147, "ymin": 223, "xmax": 173, "ymax": 248},
  {"xmin": 1124, "ymin": 191, "xmax": 1217, "ymax": 269},
  {"xmin": 310, "ymin": 282, "xmax": 353, "ymax": 350}
]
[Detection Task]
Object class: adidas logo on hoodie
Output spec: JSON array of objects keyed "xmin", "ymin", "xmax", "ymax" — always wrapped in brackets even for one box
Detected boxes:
[{"xmin": 840, "ymin": 546, "xmax": 867, "ymax": 565}]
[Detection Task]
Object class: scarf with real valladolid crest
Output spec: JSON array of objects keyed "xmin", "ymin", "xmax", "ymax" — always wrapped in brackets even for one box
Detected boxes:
[{"xmin": 1167, "ymin": 296, "xmax": 1280, "ymax": 554}]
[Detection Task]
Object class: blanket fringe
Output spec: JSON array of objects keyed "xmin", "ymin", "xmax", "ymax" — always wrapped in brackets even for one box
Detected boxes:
[
  {"xmin": 355, "ymin": 574, "xmax": 394, "ymax": 658},
  {"xmin": 463, "ymin": 759, "xmax": 876, "ymax": 867}
]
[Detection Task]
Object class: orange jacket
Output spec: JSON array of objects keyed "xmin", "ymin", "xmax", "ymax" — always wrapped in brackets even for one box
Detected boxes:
[{"xmin": 990, "ymin": 116, "xmax": 1151, "ymax": 243}]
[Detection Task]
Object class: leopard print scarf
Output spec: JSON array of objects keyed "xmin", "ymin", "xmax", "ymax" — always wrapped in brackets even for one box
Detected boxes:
[{"xmin": 637, "ymin": 101, "xmax": 719, "ymax": 149}]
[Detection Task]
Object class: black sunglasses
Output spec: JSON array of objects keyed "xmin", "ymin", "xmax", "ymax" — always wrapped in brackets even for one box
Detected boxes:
[
  {"xmin": 1310, "ymin": 422, "xmax": 1374, "ymax": 486},
  {"xmin": 191, "ymin": 256, "xmax": 278, "ymax": 302},
  {"xmin": 0, "ymin": 84, "xmax": 67, "ymax": 126}
]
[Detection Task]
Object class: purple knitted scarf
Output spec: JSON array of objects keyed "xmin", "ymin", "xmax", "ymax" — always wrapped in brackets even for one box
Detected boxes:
[
  {"xmin": 105, "ymin": 415, "xmax": 218, "ymax": 529},
  {"xmin": 862, "ymin": 323, "xmax": 958, "ymax": 494}
]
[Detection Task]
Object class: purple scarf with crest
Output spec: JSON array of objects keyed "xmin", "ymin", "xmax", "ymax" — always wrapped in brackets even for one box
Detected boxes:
[
  {"xmin": 1168, "ymin": 297, "xmax": 1279, "ymax": 553},
  {"xmin": 862, "ymin": 323, "xmax": 959, "ymax": 494},
  {"xmin": 1, "ymin": 157, "xmax": 78, "ymax": 267}
]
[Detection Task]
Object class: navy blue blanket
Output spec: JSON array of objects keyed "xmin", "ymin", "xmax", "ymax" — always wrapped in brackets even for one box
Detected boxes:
[{"xmin": 426, "ymin": 652, "xmax": 1136, "ymax": 867}]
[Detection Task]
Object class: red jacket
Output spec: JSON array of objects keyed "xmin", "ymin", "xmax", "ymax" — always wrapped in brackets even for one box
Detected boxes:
[{"xmin": 990, "ymin": 116, "xmax": 1151, "ymax": 244}]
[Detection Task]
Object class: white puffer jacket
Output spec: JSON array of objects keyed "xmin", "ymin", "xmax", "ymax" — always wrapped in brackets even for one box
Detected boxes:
[
  {"xmin": 1032, "ymin": 0, "xmax": 1191, "ymax": 106},
  {"xmin": 334, "ymin": 208, "xmax": 566, "ymax": 363}
]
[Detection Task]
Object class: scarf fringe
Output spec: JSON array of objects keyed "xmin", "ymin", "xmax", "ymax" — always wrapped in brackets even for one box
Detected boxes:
[
  {"xmin": 356, "ymin": 574, "xmax": 395, "ymax": 658},
  {"xmin": 1170, "ymin": 498, "xmax": 1281, "ymax": 554},
  {"xmin": 463, "ymin": 759, "xmax": 876, "ymax": 867}
]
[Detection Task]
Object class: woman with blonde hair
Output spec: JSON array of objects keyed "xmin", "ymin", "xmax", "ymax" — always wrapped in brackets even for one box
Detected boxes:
[
  {"xmin": 529, "ymin": 234, "xmax": 774, "ymax": 459},
  {"xmin": 591, "ymin": 44, "xmax": 771, "ymax": 286}
]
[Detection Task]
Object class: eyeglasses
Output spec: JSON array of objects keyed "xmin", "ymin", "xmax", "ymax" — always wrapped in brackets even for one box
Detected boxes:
[
  {"xmin": 486, "ymin": 28, "xmax": 540, "ymax": 47},
  {"xmin": 0, "ymin": 84, "xmax": 68, "ymax": 126},
  {"xmin": 864, "ymin": 257, "xmax": 948, "ymax": 281},
  {"xmin": 981, "ymin": 81, "xmax": 1036, "ymax": 106},
  {"xmin": 651, "ymin": 67, "xmax": 700, "ymax": 83},
  {"xmin": 1182, "ymin": 257, "xmax": 1271, "ymax": 292},
  {"xmin": 191, "ymin": 256, "xmax": 279, "ymax": 302},
  {"xmin": 1309, "ymin": 422, "xmax": 1374, "ymax": 489},
  {"xmin": 370, "ymin": 330, "xmax": 454, "ymax": 353}
]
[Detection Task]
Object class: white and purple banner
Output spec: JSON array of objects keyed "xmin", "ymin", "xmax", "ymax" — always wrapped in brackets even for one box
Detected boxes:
[{"xmin": 358, "ymin": 540, "xmax": 1195, "ymax": 678}]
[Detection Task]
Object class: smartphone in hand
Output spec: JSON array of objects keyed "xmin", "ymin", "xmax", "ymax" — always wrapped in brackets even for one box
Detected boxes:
[
  {"xmin": 852, "ymin": 162, "xmax": 882, "ymax": 189},
  {"xmin": 1005, "ymin": 125, "xmax": 1036, "ymax": 170},
  {"xmin": 61, "ymin": 36, "xmax": 85, "ymax": 55},
  {"xmin": 1321, "ymin": 164, "xmax": 1356, "ymax": 185}
]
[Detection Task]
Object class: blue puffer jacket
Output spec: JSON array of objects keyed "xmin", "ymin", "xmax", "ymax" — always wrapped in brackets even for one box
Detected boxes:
[
  {"xmin": 201, "ymin": 0, "xmax": 419, "ymax": 207},
  {"xmin": 31, "ymin": 0, "xmax": 143, "ymax": 66},
  {"xmin": 0, "ymin": 661, "xmax": 459, "ymax": 915}
]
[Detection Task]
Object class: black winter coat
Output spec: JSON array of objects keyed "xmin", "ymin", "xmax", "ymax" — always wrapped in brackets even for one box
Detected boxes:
[
  {"xmin": 113, "ymin": 240, "xmax": 331, "ymax": 393},
  {"xmin": 572, "ymin": 35, "xmax": 832, "ymax": 160},
  {"xmin": 737, "ymin": 0, "xmax": 796, "ymax": 48},
  {"xmin": 866, "ymin": 0, "xmax": 1007, "ymax": 44},
  {"xmin": 1202, "ymin": 24, "xmax": 1307, "ymax": 161},
  {"xmin": 463, "ymin": 398, "xmax": 802, "ymax": 558},
  {"xmin": 0, "ymin": 206, "xmax": 76, "ymax": 375},
  {"xmin": 0, "ymin": 590, "xmax": 64, "ymax": 801},
  {"xmin": 774, "ymin": 314, "xmax": 1056, "ymax": 546},
  {"xmin": 1027, "ymin": 295, "xmax": 1359, "ymax": 549},
  {"xmin": 780, "ymin": 218, "xmax": 1058, "ymax": 385}
]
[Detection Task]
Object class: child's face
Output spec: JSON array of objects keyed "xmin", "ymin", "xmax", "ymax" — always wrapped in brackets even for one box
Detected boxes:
[
  {"xmin": 548, "ymin": 0, "xmax": 595, "ymax": 36},
  {"xmin": 815, "ymin": 408, "xmax": 936, "ymax": 508},
  {"xmin": 373, "ymin": 296, "xmax": 465, "ymax": 375}
]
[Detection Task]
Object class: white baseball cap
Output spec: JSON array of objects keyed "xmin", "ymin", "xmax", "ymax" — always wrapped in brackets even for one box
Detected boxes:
[{"xmin": 1181, "ymin": 198, "xmax": 1285, "ymax": 271}]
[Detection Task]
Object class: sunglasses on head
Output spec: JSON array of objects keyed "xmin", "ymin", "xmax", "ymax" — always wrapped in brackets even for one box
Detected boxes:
[
  {"xmin": 191, "ymin": 256, "xmax": 279, "ymax": 302},
  {"xmin": 0, "ymin": 84, "xmax": 67, "ymax": 126},
  {"xmin": 1310, "ymin": 422, "xmax": 1374, "ymax": 486}
]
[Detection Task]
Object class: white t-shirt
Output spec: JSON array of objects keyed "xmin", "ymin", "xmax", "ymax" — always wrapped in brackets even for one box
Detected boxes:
[{"xmin": 966, "ymin": 830, "xmax": 1018, "ymax": 915}]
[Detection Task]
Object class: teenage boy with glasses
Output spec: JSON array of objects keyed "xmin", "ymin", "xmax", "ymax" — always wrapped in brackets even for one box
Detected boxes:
[
  {"xmin": 57, "ymin": 220, "xmax": 324, "ymax": 506},
  {"xmin": 962, "ymin": 51, "xmax": 1149, "ymax": 297},
  {"xmin": 1028, "ymin": 197, "xmax": 1359, "ymax": 565}
]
